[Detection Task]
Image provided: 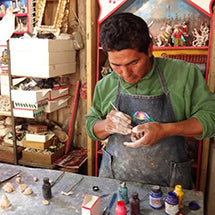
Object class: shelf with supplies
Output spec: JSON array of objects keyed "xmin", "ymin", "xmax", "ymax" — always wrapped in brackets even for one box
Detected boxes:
[
  {"xmin": 95, "ymin": 0, "xmax": 214, "ymax": 190},
  {"xmin": 0, "ymin": 36, "xmax": 77, "ymax": 167}
]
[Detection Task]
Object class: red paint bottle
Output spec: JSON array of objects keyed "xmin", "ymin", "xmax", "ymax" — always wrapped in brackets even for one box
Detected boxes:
[{"xmin": 115, "ymin": 200, "xmax": 127, "ymax": 215}]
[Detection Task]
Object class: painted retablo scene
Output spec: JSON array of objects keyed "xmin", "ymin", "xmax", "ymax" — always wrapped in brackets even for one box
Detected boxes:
[{"xmin": 123, "ymin": 0, "xmax": 211, "ymax": 47}]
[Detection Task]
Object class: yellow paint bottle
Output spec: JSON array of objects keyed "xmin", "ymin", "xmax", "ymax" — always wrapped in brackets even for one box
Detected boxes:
[{"xmin": 173, "ymin": 185, "xmax": 184, "ymax": 209}]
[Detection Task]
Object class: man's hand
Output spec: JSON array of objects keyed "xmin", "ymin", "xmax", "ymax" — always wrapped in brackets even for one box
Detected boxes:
[
  {"xmin": 124, "ymin": 122, "xmax": 166, "ymax": 148},
  {"xmin": 105, "ymin": 110, "xmax": 132, "ymax": 135}
]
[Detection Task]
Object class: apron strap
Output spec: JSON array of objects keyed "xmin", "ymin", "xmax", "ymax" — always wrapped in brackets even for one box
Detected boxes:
[{"xmin": 156, "ymin": 65, "xmax": 176, "ymax": 121}]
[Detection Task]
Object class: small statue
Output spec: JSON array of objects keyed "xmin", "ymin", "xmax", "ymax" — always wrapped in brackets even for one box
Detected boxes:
[
  {"xmin": 172, "ymin": 26, "xmax": 185, "ymax": 47},
  {"xmin": 0, "ymin": 4, "xmax": 6, "ymax": 15},
  {"xmin": 117, "ymin": 181, "xmax": 129, "ymax": 204}
]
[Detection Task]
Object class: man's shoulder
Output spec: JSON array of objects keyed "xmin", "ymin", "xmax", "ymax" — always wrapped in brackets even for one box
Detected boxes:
[
  {"xmin": 96, "ymin": 70, "xmax": 118, "ymax": 87},
  {"xmin": 156, "ymin": 56, "xmax": 196, "ymax": 68}
]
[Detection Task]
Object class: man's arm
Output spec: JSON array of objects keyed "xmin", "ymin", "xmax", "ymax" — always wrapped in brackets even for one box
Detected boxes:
[{"xmin": 124, "ymin": 118, "xmax": 202, "ymax": 148}]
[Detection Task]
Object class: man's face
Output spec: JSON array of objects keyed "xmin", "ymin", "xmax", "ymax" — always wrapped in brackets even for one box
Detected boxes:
[{"xmin": 108, "ymin": 44, "xmax": 153, "ymax": 84}]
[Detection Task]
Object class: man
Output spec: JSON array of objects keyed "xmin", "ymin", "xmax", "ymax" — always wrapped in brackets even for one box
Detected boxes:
[{"xmin": 85, "ymin": 13, "xmax": 215, "ymax": 189}]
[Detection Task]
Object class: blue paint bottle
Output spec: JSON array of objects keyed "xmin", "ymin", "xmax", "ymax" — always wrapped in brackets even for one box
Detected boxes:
[
  {"xmin": 165, "ymin": 191, "xmax": 179, "ymax": 215},
  {"xmin": 149, "ymin": 185, "xmax": 163, "ymax": 209}
]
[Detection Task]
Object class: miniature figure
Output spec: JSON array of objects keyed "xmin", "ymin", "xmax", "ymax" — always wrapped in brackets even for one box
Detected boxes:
[
  {"xmin": 0, "ymin": 4, "xmax": 6, "ymax": 15},
  {"xmin": 172, "ymin": 26, "xmax": 185, "ymax": 47},
  {"xmin": 157, "ymin": 23, "xmax": 173, "ymax": 47},
  {"xmin": 192, "ymin": 23, "xmax": 209, "ymax": 47}
]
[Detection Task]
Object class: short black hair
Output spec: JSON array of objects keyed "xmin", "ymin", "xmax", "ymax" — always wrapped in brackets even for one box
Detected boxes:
[{"xmin": 100, "ymin": 13, "xmax": 152, "ymax": 55}]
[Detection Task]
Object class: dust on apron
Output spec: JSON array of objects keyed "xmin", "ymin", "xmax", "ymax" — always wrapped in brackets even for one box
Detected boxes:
[{"xmin": 99, "ymin": 66, "xmax": 193, "ymax": 189}]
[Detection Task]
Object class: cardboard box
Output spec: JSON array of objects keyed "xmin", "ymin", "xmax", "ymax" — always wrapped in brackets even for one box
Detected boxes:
[
  {"xmin": 26, "ymin": 132, "xmax": 55, "ymax": 142},
  {"xmin": 0, "ymin": 74, "xmax": 9, "ymax": 95},
  {"xmin": 13, "ymin": 107, "xmax": 44, "ymax": 118},
  {"xmin": 82, "ymin": 194, "xmax": 101, "ymax": 215},
  {"xmin": 23, "ymin": 137, "xmax": 54, "ymax": 150},
  {"xmin": 11, "ymin": 89, "xmax": 50, "ymax": 103},
  {"xmin": 13, "ymin": 100, "xmax": 48, "ymax": 110},
  {"xmin": 49, "ymin": 86, "xmax": 69, "ymax": 101},
  {"xmin": 44, "ymin": 96, "xmax": 70, "ymax": 113},
  {"xmin": 22, "ymin": 144, "xmax": 65, "ymax": 164},
  {"xmin": 9, "ymin": 38, "xmax": 76, "ymax": 78}
]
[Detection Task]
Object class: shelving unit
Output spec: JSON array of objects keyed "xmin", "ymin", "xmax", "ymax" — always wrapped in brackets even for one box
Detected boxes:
[
  {"xmin": 6, "ymin": 38, "xmax": 76, "ymax": 167},
  {"xmin": 95, "ymin": 0, "xmax": 214, "ymax": 190}
]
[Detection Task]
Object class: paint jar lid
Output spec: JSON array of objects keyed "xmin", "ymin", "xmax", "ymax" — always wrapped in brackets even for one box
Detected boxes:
[{"xmin": 151, "ymin": 185, "xmax": 161, "ymax": 193}]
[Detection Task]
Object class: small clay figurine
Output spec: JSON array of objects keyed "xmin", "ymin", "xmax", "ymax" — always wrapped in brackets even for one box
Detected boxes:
[
  {"xmin": 42, "ymin": 177, "xmax": 52, "ymax": 200},
  {"xmin": 117, "ymin": 181, "xmax": 129, "ymax": 204}
]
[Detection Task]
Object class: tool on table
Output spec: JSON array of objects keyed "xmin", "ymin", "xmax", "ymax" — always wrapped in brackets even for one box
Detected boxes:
[
  {"xmin": 61, "ymin": 177, "xmax": 84, "ymax": 196},
  {"xmin": 51, "ymin": 171, "xmax": 65, "ymax": 187},
  {"xmin": 103, "ymin": 192, "xmax": 117, "ymax": 215},
  {"xmin": 100, "ymin": 194, "xmax": 109, "ymax": 198},
  {"xmin": 0, "ymin": 167, "xmax": 21, "ymax": 184}
]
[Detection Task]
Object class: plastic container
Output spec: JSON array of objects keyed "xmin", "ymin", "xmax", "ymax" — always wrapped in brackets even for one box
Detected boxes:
[
  {"xmin": 149, "ymin": 185, "xmax": 163, "ymax": 209},
  {"xmin": 165, "ymin": 191, "xmax": 179, "ymax": 215},
  {"xmin": 129, "ymin": 192, "xmax": 140, "ymax": 215},
  {"xmin": 115, "ymin": 200, "xmax": 127, "ymax": 215},
  {"xmin": 173, "ymin": 185, "xmax": 184, "ymax": 209}
]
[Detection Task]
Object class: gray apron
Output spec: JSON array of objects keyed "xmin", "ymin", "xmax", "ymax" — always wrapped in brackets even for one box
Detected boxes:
[{"xmin": 99, "ymin": 66, "xmax": 193, "ymax": 189}]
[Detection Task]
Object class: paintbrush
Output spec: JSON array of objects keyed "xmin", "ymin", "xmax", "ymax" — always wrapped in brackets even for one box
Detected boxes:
[{"xmin": 110, "ymin": 101, "xmax": 118, "ymax": 111}]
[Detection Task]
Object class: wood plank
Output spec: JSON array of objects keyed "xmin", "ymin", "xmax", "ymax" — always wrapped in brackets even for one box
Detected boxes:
[
  {"xmin": 200, "ymin": 4, "xmax": 215, "ymax": 193},
  {"xmin": 86, "ymin": 0, "xmax": 98, "ymax": 176},
  {"xmin": 199, "ymin": 138, "xmax": 210, "ymax": 192},
  {"xmin": 206, "ymin": 143, "xmax": 215, "ymax": 214}
]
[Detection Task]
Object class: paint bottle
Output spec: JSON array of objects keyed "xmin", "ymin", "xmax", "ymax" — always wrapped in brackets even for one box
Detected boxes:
[
  {"xmin": 173, "ymin": 185, "xmax": 184, "ymax": 209},
  {"xmin": 42, "ymin": 177, "xmax": 52, "ymax": 200},
  {"xmin": 129, "ymin": 192, "xmax": 140, "ymax": 215},
  {"xmin": 149, "ymin": 185, "xmax": 163, "ymax": 209},
  {"xmin": 115, "ymin": 200, "xmax": 127, "ymax": 215},
  {"xmin": 118, "ymin": 181, "xmax": 129, "ymax": 204},
  {"xmin": 165, "ymin": 191, "xmax": 179, "ymax": 215}
]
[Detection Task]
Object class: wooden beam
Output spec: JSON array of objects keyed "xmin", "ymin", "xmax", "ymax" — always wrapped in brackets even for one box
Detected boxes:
[
  {"xmin": 200, "ymin": 138, "xmax": 210, "ymax": 192},
  {"xmin": 200, "ymin": 3, "xmax": 215, "ymax": 193},
  {"xmin": 86, "ymin": 0, "xmax": 98, "ymax": 175}
]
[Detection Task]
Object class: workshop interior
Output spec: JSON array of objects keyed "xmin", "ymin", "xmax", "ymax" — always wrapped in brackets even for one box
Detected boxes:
[{"xmin": 0, "ymin": 0, "xmax": 215, "ymax": 214}]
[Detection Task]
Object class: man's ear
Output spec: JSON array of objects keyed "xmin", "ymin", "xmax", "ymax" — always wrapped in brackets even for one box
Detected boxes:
[{"xmin": 148, "ymin": 41, "xmax": 153, "ymax": 57}]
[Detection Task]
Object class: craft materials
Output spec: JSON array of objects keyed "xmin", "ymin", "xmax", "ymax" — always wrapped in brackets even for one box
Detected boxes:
[
  {"xmin": 93, "ymin": 185, "xmax": 100, "ymax": 191},
  {"xmin": 173, "ymin": 184, "xmax": 184, "ymax": 209},
  {"xmin": 61, "ymin": 177, "xmax": 84, "ymax": 196},
  {"xmin": 129, "ymin": 192, "xmax": 140, "ymax": 215},
  {"xmin": 189, "ymin": 201, "xmax": 200, "ymax": 210},
  {"xmin": 149, "ymin": 185, "xmax": 163, "ymax": 209},
  {"xmin": 51, "ymin": 171, "xmax": 65, "ymax": 187},
  {"xmin": 115, "ymin": 200, "xmax": 127, "ymax": 215},
  {"xmin": 165, "ymin": 191, "xmax": 179, "ymax": 215},
  {"xmin": 0, "ymin": 194, "xmax": 11, "ymax": 209},
  {"xmin": 107, "ymin": 193, "xmax": 117, "ymax": 214},
  {"xmin": 82, "ymin": 194, "xmax": 100, "ymax": 215},
  {"xmin": 118, "ymin": 181, "xmax": 129, "ymax": 204},
  {"xmin": 42, "ymin": 177, "xmax": 52, "ymax": 200}
]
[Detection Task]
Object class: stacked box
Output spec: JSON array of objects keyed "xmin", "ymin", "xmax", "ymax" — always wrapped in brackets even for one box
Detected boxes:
[
  {"xmin": 9, "ymin": 38, "xmax": 76, "ymax": 78},
  {"xmin": 11, "ymin": 89, "xmax": 50, "ymax": 118}
]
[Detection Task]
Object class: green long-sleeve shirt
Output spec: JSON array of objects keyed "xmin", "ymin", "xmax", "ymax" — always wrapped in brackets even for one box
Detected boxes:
[{"xmin": 85, "ymin": 57, "xmax": 215, "ymax": 140}]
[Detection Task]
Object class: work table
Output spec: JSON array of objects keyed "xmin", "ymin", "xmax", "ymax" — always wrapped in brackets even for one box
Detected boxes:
[{"xmin": 0, "ymin": 163, "xmax": 203, "ymax": 214}]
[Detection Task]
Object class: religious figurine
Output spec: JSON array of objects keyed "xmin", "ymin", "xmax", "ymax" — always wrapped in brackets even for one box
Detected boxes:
[{"xmin": 172, "ymin": 26, "xmax": 185, "ymax": 47}]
